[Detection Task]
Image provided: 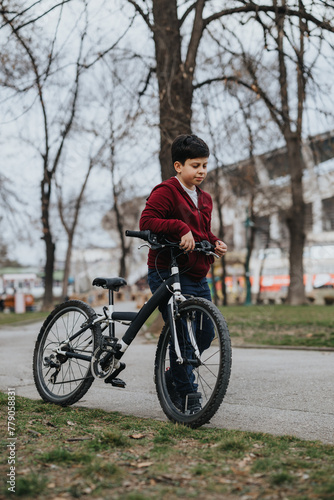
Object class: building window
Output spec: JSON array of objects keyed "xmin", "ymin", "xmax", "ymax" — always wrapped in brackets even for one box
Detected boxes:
[{"xmin": 322, "ymin": 197, "xmax": 334, "ymax": 231}]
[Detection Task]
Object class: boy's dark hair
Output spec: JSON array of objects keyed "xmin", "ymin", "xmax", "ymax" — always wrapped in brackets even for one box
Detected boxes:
[{"xmin": 171, "ymin": 134, "xmax": 210, "ymax": 165}]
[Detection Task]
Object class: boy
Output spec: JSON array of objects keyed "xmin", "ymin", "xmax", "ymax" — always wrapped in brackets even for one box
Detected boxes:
[{"xmin": 139, "ymin": 134, "xmax": 227, "ymax": 411}]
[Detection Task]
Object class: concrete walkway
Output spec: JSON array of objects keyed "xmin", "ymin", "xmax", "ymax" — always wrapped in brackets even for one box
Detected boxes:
[{"xmin": 0, "ymin": 318, "xmax": 333, "ymax": 444}]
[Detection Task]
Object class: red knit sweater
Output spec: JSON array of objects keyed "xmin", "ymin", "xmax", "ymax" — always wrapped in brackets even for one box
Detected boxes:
[{"xmin": 139, "ymin": 176, "xmax": 218, "ymax": 280}]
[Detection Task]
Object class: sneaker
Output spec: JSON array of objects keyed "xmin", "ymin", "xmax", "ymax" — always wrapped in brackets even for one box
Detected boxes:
[
  {"xmin": 184, "ymin": 392, "xmax": 202, "ymax": 414},
  {"xmin": 165, "ymin": 369, "xmax": 183, "ymax": 410}
]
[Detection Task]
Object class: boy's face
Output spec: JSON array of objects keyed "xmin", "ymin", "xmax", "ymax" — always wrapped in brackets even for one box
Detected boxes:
[{"xmin": 174, "ymin": 157, "xmax": 208, "ymax": 190}]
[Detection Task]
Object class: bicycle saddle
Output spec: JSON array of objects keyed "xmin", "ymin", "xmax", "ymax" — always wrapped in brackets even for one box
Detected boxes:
[{"xmin": 92, "ymin": 277, "xmax": 127, "ymax": 291}]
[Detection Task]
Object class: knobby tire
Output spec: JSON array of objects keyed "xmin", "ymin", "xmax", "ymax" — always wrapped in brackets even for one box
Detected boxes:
[
  {"xmin": 154, "ymin": 297, "xmax": 232, "ymax": 428},
  {"xmin": 33, "ymin": 300, "xmax": 101, "ymax": 406}
]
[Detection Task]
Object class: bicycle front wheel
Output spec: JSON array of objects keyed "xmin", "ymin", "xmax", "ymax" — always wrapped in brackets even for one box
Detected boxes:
[
  {"xmin": 154, "ymin": 297, "xmax": 232, "ymax": 428},
  {"xmin": 33, "ymin": 300, "xmax": 100, "ymax": 406}
]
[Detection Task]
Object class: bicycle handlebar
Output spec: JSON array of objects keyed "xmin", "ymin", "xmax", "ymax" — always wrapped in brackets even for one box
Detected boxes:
[
  {"xmin": 125, "ymin": 230, "xmax": 150, "ymax": 241},
  {"xmin": 125, "ymin": 229, "xmax": 218, "ymax": 256},
  {"xmin": 125, "ymin": 230, "xmax": 160, "ymax": 248}
]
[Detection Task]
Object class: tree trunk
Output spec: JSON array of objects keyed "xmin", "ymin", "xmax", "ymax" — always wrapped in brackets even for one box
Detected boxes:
[
  {"xmin": 244, "ymin": 201, "xmax": 256, "ymax": 305},
  {"xmin": 43, "ymin": 235, "xmax": 55, "ymax": 309},
  {"xmin": 62, "ymin": 235, "xmax": 73, "ymax": 300},
  {"xmin": 256, "ymin": 230, "xmax": 270, "ymax": 304},
  {"xmin": 119, "ymin": 247, "xmax": 127, "ymax": 279},
  {"xmin": 285, "ymin": 133, "xmax": 307, "ymax": 305},
  {"xmin": 210, "ymin": 264, "xmax": 218, "ymax": 306},
  {"xmin": 213, "ymin": 170, "xmax": 228, "ymax": 306},
  {"xmin": 152, "ymin": 0, "xmax": 193, "ymax": 180},
  {"xmin": 113, "ymin": 193, "xmax": 129, "ymax": 279},
  {"xmin": 41, "ymin": 178, "xmax": 55, "ymax": 310}
]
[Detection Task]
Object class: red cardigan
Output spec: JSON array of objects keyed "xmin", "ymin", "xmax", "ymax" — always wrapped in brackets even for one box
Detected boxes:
[{"xmin": 139, "ymin": 177, "xmax": 218, "ymax": 280}]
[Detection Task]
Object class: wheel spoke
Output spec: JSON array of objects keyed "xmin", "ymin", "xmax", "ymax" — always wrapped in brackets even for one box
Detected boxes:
[
  {"xmin": 155, "ymin": 297, "xmax": 231, "ymax": 427},
  {"xmin": 33, "ymin": 301, "xmax": 99, "ymax": 406}
]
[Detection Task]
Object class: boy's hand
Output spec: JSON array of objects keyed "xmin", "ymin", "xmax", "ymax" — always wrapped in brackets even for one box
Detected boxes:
[
  {"xmin": 214, "ymin": 240, "xmax": 227, "ymax": 257},
  {"xmin": 180, "ymin": 231, "xmax": 195, "ymax": 252}
]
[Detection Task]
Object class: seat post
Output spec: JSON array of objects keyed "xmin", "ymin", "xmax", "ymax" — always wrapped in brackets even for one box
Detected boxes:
[
  {"xmin": 108, "ymin": 289, "xmax": 115, "ymax": 338},
  {"xmin": 108, "ymin": 289, "xmax": 114, "ymax": 307}
]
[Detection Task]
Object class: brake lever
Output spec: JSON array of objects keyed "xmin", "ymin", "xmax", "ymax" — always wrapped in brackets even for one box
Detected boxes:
[
  {"xmin": 208, "ymin": 251, "xmax": 220, "ymax": 259},
  {"xmin": 195, "ymin": 248, "xmax": 219, "ymax": 258},
  {"xmin": 139, "ymin": 242, "xmax": 164, "ymax": 251}
]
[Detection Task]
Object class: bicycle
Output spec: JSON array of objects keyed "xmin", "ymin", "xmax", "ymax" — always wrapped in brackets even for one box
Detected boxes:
[{"xmin": 33, "ymin": 230, "xmax": 232, "ymax": 428}]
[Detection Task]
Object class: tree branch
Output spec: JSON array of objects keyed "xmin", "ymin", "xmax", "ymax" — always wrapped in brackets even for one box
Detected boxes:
[
  {"xmin": 194, "ymin": 75, "xmax": 284, "ymax": 132},
  {"xmin": 0, "ymin": 0, "xmax": 73, "ymax": 31},
  {"xmin": 203, "ymin": 2, "xmax": 334, "ymax": 33},
  {"xmin": 139, "ymin": 66, "xmax": 156, "ymax": 96},
  {"xmin": 274, "ymin": 0, "xmax": 290, "ymax": 135},
  {"xmin": 81, "ymin": 14, "xmax": 137, "ymax": 70},
  {"xmin": 126, "ymin": 0, "xmax": 154, "ymax": 31},
  {"xmin": 50, "ymin": 33, "xmax": 83, "ymax": 178},
  {"xmin": 179, "ymin": 1, "xmax": 197, "ymax": 27},
  {"xmin": 185, "ymin": 0, "xmax": 205, "ymax": 72},
  {"xmin": 3, "ymin": 14, "xmax": 50, "ymax": 167}
]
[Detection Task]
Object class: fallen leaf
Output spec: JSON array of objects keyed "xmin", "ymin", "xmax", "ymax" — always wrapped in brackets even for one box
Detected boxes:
[
  {"xmin": 136, "ymin": 461, "xmax": 153, "ymax": 468},
  {"xmin": 217, "ymin": 478, "xmax": 234, "ymax": 484},
  {"xmin": 130, "ymin": 433, "xmax": 145, "ymax": 440}
]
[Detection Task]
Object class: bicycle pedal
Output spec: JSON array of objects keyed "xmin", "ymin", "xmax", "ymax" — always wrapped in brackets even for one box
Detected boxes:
[
  {"xmin": 109, "ymin": 377, "xmax": 126, "ymax": 388},
  {"xmin": 104, "ymin": 362, "xmax": 126, "ymax": 387}
]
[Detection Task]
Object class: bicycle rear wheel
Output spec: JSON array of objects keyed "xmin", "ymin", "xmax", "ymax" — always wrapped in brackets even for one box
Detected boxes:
[
  {"xmin": 154, "ymin": 297, "xmax": 232, "ymax": 428},
  {"xmin": 33, "ymin": 300, "xmax": 100, "ymax": 406}
]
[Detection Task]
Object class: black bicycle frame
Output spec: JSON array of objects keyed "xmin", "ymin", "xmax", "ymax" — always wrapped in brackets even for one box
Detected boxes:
[
  {"xmin": 114, "ymin": 275, "xmax": 175, "ymax": 359},
  {"xmin": 62, "ymin": 243, "xmax": 186, "ymax": 365},
  {"xmin": 62, "ymin": 274, "xmax": 176, "ymax": 362}
]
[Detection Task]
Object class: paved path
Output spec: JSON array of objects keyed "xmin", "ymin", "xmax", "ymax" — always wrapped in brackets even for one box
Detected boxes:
[{"xmin": 0, "ymin": 318, "xmax": 333, "ymax": 444}]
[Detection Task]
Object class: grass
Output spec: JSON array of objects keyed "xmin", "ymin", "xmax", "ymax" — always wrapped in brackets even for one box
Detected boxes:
[
  {"xmin": 1, "ymin": 392, "xmax": 334, "ymax": 499},
  {"xmin": 220, "ymin": 304, "xmax": 334, "ymax": 348},
  {"xmin": 0, "ymin": 311, "xmax": 48, "ymax": 326},
  {"xmin": 1, "ymin": 304, "xmax": 333, "ymax": 348},
  {"xmin": 145, "ymin": 304, "xmax": 334, "ymax": 348}
]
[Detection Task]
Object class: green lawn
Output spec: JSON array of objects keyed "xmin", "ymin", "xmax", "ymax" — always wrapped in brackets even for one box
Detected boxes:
[
  {"xmin": 221, "ymin": 304, "xmax": 334, "ymax": 348},
  {"xmin": 1, "ymin": 393, "xmax": 333, "ymax": 499},
  {"xmin": 1, "ymin": 304, "xmax": 333, "ymax": 348},
  {"xmin": 0, "ymin": 311, "xmax": 48, "ymax": 326}
]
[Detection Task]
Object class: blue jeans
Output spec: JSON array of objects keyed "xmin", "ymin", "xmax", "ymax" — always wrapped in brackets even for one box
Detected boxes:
[{"xmin": 147, "ymin": 269, "xmax": 215, "ymax": 396}]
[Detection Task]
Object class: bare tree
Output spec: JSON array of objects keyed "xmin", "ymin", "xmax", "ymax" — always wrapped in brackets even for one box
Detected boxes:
[
  {"xmin": 126, "ymin": 0, "xmax": 333, "ymax": 181},
  {"xmin": 194, "ymin": 1, "xmax": 333, "ymax": 305},
  {"xmin": 0, "ymin": 174, "xmax": 25, "ymax": 267},
  {"xmin": 88, "ymin": 58, "xmax": 151, "ymax": 279},
  {"xmin": 103, "ymin": 125, "xmax": 147, "ymax": 279},
  {"xmin": 0, "ymin": 4, "xmax": 88, "ymax": 308},
  {"xmin": 56, "ymin": 154, "xmax": 99, "ymax": 300}
]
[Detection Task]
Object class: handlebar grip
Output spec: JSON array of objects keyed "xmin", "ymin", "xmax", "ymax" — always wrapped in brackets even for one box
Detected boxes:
[{"xmin": 125, "ymin": 230, "xmax": 150, "ymax": 241}]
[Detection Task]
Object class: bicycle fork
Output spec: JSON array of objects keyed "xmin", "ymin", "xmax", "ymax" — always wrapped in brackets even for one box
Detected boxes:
[{"xmin": 167, "ymin": 266, "xmax": 201, "ymax": 365}]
